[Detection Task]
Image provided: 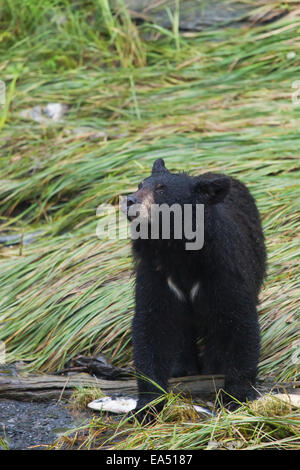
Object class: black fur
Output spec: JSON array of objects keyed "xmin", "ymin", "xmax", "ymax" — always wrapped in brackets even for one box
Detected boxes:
[{"xmin": 127, "ymin": 159, "xmax": 266, "ymax": 422}]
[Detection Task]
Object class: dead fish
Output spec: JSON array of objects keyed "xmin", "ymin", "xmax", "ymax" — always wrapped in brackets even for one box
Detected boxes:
[{"xmin": 88, "ymin": 396, "xmax": 213, "ymax": 417}]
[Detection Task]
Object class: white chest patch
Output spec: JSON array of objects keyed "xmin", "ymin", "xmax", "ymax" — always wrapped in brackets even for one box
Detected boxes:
[
  {"xmin": 167, "ymin": 277, "xmax": 201, "ymax": 303},
  {"xmin": 167, "ymin": 276, "xmax": 185, "ymax": 301},
  {"xmin": 190, "ymin": 281, "xmax": 200, "ymax": 301}
]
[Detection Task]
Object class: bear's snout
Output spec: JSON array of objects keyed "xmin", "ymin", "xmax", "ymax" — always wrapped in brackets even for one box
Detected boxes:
[
  {"xmin": 127, "ymin": 194, "xmax": 138, "ymax": 208},
  {"xmin": 123, "ymin": 189, "xmax": 154, "ymax": 221},
  {"xmin": 124, "ymin": 193, "xmax": 141, "ymax": 221}
]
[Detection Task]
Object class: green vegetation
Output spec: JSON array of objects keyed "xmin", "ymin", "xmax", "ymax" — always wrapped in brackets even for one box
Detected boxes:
[
  {"xmin": 0, "ymin": 0, "xmax": 299, "ymax": 449},
  {"xmin": 56, "ymin": 392, "xmax": 300, "ymax": 450}
]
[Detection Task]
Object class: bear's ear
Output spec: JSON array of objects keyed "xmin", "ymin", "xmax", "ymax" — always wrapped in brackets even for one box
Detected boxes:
[
  {"xmin": 152, "ymin": 158, "xmax": 168, "ymax": 174},
  {"xmin": 193, "ymin": 175, "xmax": 231, "ymax": 204}
]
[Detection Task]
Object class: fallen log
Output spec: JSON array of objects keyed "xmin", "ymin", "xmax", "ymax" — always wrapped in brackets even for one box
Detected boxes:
[
  {"xmin": 115, "ymin": 1, "xmax": 288, "ymax": 31},
  {"xmin": 0, "ymin": 373, "xmax": 224, "ymax": 402}
]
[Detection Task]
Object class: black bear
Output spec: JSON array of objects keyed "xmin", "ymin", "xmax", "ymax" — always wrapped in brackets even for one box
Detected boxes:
[{"xmin": 125, "ymin": 158, "xmax": 266, "ymax": 422}]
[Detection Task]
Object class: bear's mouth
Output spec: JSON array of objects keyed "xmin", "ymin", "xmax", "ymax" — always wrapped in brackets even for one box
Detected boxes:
[
  {"xmin": 127, "ymin": 207, "xmax": 149, "ymax": 222},
  {"xmin": 121, "ymin": 193, "xmax": 153, "ymax": 222},
  {"xmin": 127, "ymin": 212, "xmax": 138, "ymax": 222},
  {"xmin": 120, "ymin": 199, "xmax": 140, "ymax": 221}
]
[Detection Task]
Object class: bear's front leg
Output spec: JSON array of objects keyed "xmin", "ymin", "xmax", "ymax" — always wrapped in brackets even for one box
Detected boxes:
[
  {"xmin": 203, "ymin": 277, "xmax": 260, "ymax": 410},
  {"xmin": 132, "ymin": 261, "xmax": 179, "ymax": 423}
]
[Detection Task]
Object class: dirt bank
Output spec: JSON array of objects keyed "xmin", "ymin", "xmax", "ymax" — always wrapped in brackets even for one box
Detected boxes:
[{"xmin": 0, "ymin": 399, "xmax": 89, "ymax": 450}]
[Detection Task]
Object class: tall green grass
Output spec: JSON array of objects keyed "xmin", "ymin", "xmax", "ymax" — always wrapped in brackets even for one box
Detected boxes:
[
  {"xmin": 56, "ymin": 392, "xmax": 300, "ymax": 450},
  {"xmin": 0, "ymin": 0, "xmax": 299, "ymax": 387}
]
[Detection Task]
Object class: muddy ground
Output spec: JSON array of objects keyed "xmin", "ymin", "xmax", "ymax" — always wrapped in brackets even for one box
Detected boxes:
[
  {"xmin": 0, "ymin": 357, "xmax": 130, "ymax": 450},
  {"xmin": 0, "ymin": 399, "xmax": 90, "ymax": 450}
]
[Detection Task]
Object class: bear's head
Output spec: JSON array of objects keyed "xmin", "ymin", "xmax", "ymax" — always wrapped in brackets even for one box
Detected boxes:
[{"xmin": 125, "ymin": 158, "xmax": 231, "ymax": 223}]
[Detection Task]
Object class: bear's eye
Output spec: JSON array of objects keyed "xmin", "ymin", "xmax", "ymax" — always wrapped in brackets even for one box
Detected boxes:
[{"xmin": 155, "ymin": 185, "xmax": 165, "ymax": 195}]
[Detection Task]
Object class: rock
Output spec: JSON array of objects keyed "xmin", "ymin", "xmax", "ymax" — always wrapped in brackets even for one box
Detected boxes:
[
  {"xmin": 258, "ymin": 393, "xmax": 300, "ymax": 408},
  {"xmin": 19, "ymin": 103, "xmax": 68, "ymax": 124}
]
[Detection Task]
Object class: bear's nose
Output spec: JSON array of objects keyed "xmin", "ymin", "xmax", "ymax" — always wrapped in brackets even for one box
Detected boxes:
[{"xmin": 127, "ymin": 195, "xmax": 138, "ymax": 207}]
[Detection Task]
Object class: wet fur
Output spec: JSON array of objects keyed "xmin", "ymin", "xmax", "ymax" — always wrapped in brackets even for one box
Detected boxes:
[{"xmin": 129, "ymin": 159, "xmax": 266, "ymax": 420}]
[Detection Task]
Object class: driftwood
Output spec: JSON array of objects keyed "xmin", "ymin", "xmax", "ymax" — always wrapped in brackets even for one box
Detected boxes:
[
  {"xmin": 0, "ymin": 373, "xmax": 224, "ymax": 402},
  {"xmin": 115, "ymin": 1, "xmax": 287, "ymax": 31}
]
